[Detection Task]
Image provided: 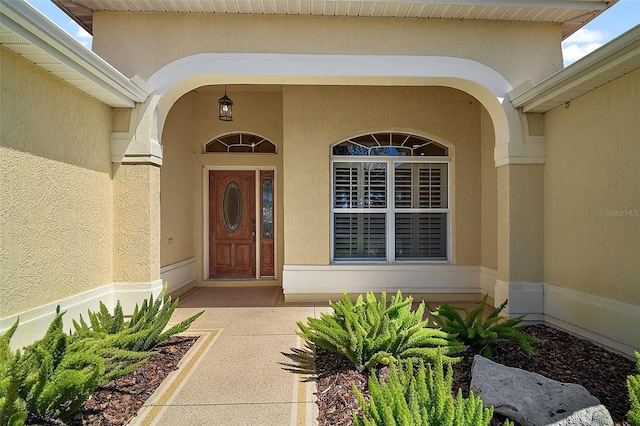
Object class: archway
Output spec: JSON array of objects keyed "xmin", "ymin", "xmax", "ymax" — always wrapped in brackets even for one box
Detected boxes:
[{"xmin": 147, "ymin": 52, "xmax": 521, "ymax": 164}]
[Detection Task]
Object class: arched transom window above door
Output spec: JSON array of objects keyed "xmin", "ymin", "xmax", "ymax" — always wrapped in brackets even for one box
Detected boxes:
[
  {"xmin": 331, "ymin": 132, "xmax": 450, "ymax": 263},
  {"xmin": 205, "ymin": 133, "xmax": 277, "ymax": 154}
]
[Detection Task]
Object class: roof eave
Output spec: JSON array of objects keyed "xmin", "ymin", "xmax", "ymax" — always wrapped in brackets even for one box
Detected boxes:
[
  {"xmin": 508, "ymin": 24, "xmax": 640, "ymax": 113},
  {"xmin": 0, "ymin": 0, "xmax": 151, "ymax": 108}
]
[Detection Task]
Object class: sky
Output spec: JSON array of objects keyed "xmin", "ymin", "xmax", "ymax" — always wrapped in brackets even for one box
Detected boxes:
[{"xmin": 25, "ymin": 0, "xmax": 640, "ymax": 67}]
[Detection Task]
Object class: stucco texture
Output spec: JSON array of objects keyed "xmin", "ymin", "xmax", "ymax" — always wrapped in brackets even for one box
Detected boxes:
[
  {"xmin": 544, "ymin": 69, "xmax": 640, "ymax": 305},
  {"xmin": 282, "ymin": 85, "xmax": 484, "ymax": 266},
  {"xmin": 481, "ymin": 108, "xmax": 498, "ymax": 270},
  {"xmin": 0, "ymin": 48, "xmax": 113, "ymax": 317},
  {"xmin": 113, "ymin": 164, "xmax": 161, "ymax": 283},
  {"xmin": 92, "ymin": 12, "xmax": 562, "ymax": 87},
  {"xmin": 497, "ymin": 164, "xmax": 544, "ymax": 283}
]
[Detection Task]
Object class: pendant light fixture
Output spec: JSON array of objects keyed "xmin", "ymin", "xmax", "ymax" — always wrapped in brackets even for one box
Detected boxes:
[{"xmin": 218, "ymin": 85, "xmax": 233, "ymax": 121}]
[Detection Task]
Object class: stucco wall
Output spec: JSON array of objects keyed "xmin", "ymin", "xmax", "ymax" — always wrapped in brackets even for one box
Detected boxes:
[
  {"xmin": 497, "ymin": 164, "xmax": 544, "ymax": 283},
  {"xmin": 0, "ymin": 48, "xmax": 114, "ymax": 317},
  {"xmin": 92, "ymin": 12, "xmax": 561, "ymax": 87},
  {"xmin": 480, "ymin": 108, "xmax": 498, "ymax": 270},
  {"xmin": 160, "ymin": 87, "xmax": 284, "ymax": 282},
  {"xmin": 113, "ymin": 164, "xmax": 161, "ymax": 283},
  {"xmin": 544, "ymin": 69, "xmax": 640, "ymax": 305},
  {"xmin": 160, "ymin": 93, "xmax": 196, "ymax": 267},
  {"xmin": 282, "ymin": 85, "xmax": 482, "ymax": 266}
]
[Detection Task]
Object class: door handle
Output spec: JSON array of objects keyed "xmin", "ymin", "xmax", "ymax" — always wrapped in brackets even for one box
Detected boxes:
[{"xmin": 252, "ymin": 219, "xmax": 256, "ymax": 244}]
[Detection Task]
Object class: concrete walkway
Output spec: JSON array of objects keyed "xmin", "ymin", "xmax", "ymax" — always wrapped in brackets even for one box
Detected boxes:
[
  {"xmin": 129, "ymin": 286, "xmax": 486, "ymax": 426},
  {"xmin": 130, "ymin": 287, "xmax": 327, "ymax": 426}
]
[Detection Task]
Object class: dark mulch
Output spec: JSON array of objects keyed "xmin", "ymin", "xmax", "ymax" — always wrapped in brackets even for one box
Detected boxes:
[
  {"xmin": 314, "ymin": 324, "xmax": 637, "ymax": 426},
  {"xmin": 66, "ymin": 335, "xmax": 199, "ymax": 426}
]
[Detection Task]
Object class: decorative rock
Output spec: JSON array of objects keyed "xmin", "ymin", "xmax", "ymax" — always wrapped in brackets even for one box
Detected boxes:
[{"xmin": 470, "ymin": 355, "xmax": 613, "ymax": 426}]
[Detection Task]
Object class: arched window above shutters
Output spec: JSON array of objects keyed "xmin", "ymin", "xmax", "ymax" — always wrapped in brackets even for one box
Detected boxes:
[{"xmin": 332, "ymin": 133, "xmax": 448, "ymax": 157}]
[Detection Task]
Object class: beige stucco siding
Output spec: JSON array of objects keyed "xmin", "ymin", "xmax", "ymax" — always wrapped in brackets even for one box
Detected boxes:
[
  {"xmin": 160, "ymin": 93, "xmax": 196, "ymax": 267},
  {"xmin": 481, "ymin": 108, "xmax": 498, "ymax": 270},
  {"xmin": 497, "ymin": 164, "xmax": 544, "ymax": 283},
  {"xmin": 92, "ymin": 12, "xmax": 561, "ymax": 86},
  {"xmin": 544, "ymin": 69, "xmax": 640, "ymax": 305},
  {"xmin": 0, "ymin": 48, "xmax": 114, "ymax": 317},
  {"xmin": 113, "ymin": 164, "xmax": 161, "ymax": 283},
  {"xmin": 283, "ymin": 85, "xmax": 482, "ymax": 266}
]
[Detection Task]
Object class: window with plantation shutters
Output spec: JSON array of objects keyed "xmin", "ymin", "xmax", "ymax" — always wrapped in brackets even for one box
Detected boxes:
[{"xmin": 332, "ymin": 133, "xmax": 449, "ymax": 262}]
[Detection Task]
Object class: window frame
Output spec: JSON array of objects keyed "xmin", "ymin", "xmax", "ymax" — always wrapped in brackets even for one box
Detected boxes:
[{"xmin": 330, "ymin": 143, "xmax": 451, "ymax": 264}]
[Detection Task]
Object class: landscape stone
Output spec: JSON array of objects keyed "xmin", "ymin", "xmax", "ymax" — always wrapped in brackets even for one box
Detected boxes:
[{"xmin": 470, "ymin": 355, "xmax": 613, "ymax": 426}]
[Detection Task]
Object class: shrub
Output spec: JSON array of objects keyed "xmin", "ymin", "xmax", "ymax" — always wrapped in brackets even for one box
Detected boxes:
[
  {"xmin": 0, "ymin": 320, "xmax": 27, "ymax": 426},
  {"xmin": 71, "ymin": 284, "xmax": 203, "ymax": 352},
  {"xmin": 297, "ymin": 291, "xmax": 464, "ymax": 370},
  {"xmin": 0, "ymin": 286, "xmax": 203, "ymax": 425},
  {"xmin": 428, "ymin": 295, "xmax": 542, "ymax": 358},
  {"xmin": 628, "ymin": 352, "xmax": 640, "ymax": 426},
  {"xmin": 4, "ymin": 307, "xmax": 152, "ymax": 424},
  {"xmin": 352, "ymin": 351, "xmax": 510, "ymax": 426}
]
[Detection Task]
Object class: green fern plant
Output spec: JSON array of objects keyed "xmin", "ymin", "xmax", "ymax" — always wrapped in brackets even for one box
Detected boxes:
[
  {"xmin": 628, "ymin": 352, "xmax": 640, "ymax": 426},
  {"xmin": 428, "ymin": 294, "xmax": 542, "ymax": 358},
  {"xmin": 71, "ymin": 284, "xmax": 204, "ymax": 352},
  {"xmin": 0, "ymin": 319, "xmax": 27, "ymax": 426},
  {"xmin": 352, "ymin": 351, "xmax": 511, "ymax": 426},
  {"xmin": 297, "ymin": 291, "xmax": 464, "ymax": 370},
  {"xmin": 0, "ymin": 285, "xmax": 203, "ymax": 423},
  {"xmin": 14, "ymin": 307, "xmax": 148, "ymax": 421}
]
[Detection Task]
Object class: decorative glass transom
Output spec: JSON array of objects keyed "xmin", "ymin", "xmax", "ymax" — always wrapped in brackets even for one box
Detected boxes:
[
  {"xmin": 206, "ymin": 133, "xmax": 277, "ymax": 154},
  {"xmin": 332, "ymin": 133, "xmax": 448, "ymax": 157}
]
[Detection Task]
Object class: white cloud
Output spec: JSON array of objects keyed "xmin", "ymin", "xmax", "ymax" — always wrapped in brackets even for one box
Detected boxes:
[
  {"xmin": 562, "ymin": 42, "xmax": 603, "ymax": 62},
  {"xmin": 73, "ymin": 22, "xmax": 92, "ymax": 48},
  {"xmin": 561, "ymin": 28, "xmax": 610, "ymax": 65},
  {"xmin": 565, "ymin": 28, "xmax": 608, "ymax": 43}
]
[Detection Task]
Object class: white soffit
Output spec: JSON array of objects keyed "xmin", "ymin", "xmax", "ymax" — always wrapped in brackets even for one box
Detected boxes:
[
  {"xmin": 509, "ymin": 24, "xmax": 640, "ymax": 113},
  {"xmin": 0, "ymin": 0, "xmax": 150, "ymax": 108},
  {"xmin": 53, "ymin": 0, "xmax": 616, "ymax": 40}
]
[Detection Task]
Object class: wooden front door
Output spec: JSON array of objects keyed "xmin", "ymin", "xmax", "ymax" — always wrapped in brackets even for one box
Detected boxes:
[{"xmin": 209, "ymin": 171, "xmax": 256, "ymax": 278}]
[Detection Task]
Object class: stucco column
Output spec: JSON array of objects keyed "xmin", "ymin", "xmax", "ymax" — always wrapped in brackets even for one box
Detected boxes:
[
  {"xmin": 113, "ymin": 164, "xmax": 161, "ymax": 284},
  {"xmin": 496, "ymin": 163, "xmax": 545, "ymax": 319},
  {"xmin": 111, "ymin": 94, "xmax": 164, "ymax": 308}
]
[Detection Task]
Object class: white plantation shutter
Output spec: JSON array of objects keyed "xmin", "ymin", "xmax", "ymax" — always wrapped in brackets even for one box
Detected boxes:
[
  {"xmin": 395, "ymin": 213, "xmax": 447, "ymax": 259},
  {"xmin": 334, "ymin": 162, "xmax": 387, "ymax": 208},
  {"xmin": 334, "ymin": 164, "xmax": 358, "ymax": 208},
  {"xmin": 419, "ymin": 166, "xmax": 447, "ymax": 208},
  {"xmin": 394, "ymin": 163, "xmax": 447, "ymax": 209},
  {"xmin": 334, "ymin": 213, "xmax": 386, "ymax": 259}
]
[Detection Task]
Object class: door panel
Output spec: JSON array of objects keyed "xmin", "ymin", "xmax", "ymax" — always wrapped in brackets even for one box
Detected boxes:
[{"xmin": 209, "ymin": 170, "xmax": 256, "ymax": 278}]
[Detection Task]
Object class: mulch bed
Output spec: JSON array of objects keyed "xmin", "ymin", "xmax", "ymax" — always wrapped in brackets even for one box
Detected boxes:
[
  {"xmin": 25, "ymin": 325, "xmax": 637, "ymax": 425},
  {"xmin": 314, "ymin": 324, "xmax": 637, "ymax": 426},
  {"xmin": 66, "ymin": 335, "xmax": 199, "ymax": 426}
]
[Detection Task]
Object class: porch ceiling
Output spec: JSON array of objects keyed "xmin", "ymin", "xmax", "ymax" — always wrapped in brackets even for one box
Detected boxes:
[{"xmin": 53, "ymin": 0, "xmax": 616, "ymax": 40}]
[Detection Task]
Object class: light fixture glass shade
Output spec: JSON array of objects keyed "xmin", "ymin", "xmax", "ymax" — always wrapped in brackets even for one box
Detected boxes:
[{"xmin": 218, "ymin": 87, "xmax": 233, "ymax": 121}]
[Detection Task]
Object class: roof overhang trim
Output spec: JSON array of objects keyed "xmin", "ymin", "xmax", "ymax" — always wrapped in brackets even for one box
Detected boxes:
[
  {"xmin": 51, "ymin": 0, "xmax": 615, "ymax": 40},
  {"xmin": 509, "ymin": 24, "xmax": 640, "ymax": 113},
  {"xmin": 0, "ymin": 0, "xmax": 151, "ymax": 108}
]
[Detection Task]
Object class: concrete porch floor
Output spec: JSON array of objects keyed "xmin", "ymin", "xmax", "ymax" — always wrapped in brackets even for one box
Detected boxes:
[{"xmin": 129, "ymin": 286, "xmax": 488, "ymax": 426}]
